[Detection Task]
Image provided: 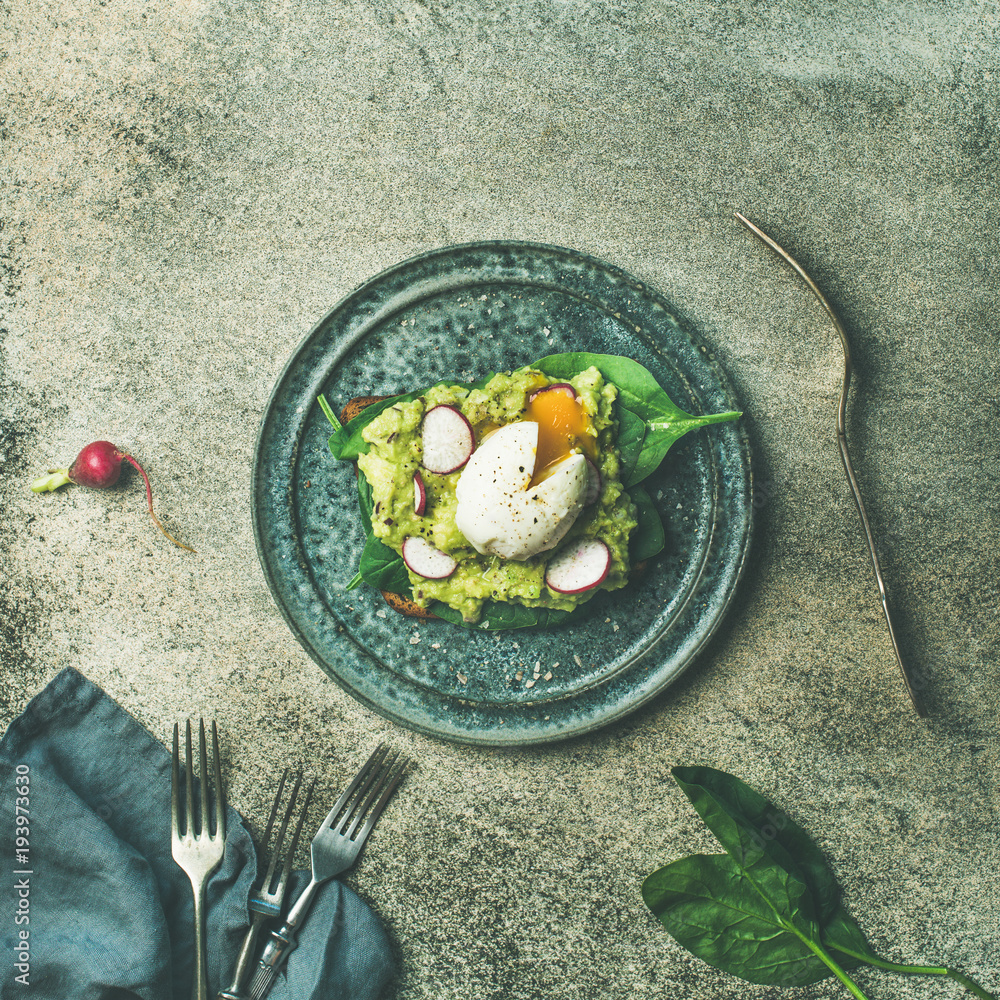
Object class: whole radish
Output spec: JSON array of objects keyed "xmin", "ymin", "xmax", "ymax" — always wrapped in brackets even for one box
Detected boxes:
[{"xmin": 31, "ymin": 440, "xmax": 195, "ymax": 552}]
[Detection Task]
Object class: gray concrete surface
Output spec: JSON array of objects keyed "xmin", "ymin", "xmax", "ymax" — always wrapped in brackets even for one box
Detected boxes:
[{"xmin": 2, "ymin": 1, "xmax": 998, "ymax": 998}]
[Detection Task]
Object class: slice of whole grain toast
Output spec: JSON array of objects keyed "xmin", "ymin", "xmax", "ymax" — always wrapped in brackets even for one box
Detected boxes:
[{"xmin": 340, "ymin": 395, "xmax": 645, "ymax": 623}]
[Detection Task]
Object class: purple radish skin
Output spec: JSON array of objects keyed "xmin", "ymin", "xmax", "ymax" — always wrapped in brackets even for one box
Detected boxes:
[
  {"xmin": 413, "ymin": 471, "xmax": 427, "ymax": 515},
  {"xmin": 545, "ymin": 538, "xmax": 610, "ymax": 594},
  {"xmin": 401, "ymin": 536, "xmax": 457, "ymax": 579},
  {"xmin": 420, "ymin": 405, "xmax": 475, "ymax": 474},
  {"xmin": 529, "ymin": 383, "xmax": 576, "ymax": 403},
  {"xmin": 31, "ymin": 440, "xmax": 195, "ymax": 552}
]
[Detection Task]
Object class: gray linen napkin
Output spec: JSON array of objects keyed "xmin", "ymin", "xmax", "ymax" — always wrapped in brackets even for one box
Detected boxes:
[{"xmin": 0, "ymin": 667, "xmax": 395, "ymax": 1000}]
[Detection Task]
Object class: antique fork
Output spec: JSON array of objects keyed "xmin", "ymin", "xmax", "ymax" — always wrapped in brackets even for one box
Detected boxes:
[
  {"xmin": 246, "ymin": 744, "xmax": 409, "ymax": 1000},
  {"xmin": 735, "ymin": 211, "xmax": 927, "ymax": 716},
  {"xmin": 217, "ymin": 769, "xmax": 315, "ymax": 1000},
  {"xmin": 171, "ymin": 719, "xmax": 227, "ymax": 1000}
]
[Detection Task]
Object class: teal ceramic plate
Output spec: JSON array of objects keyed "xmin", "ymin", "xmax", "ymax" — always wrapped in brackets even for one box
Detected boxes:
[{"xmin": 252, "ymin": 242, "xmax": 751, "ymax": 746}]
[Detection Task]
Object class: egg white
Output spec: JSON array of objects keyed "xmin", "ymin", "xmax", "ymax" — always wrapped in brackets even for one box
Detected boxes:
[{"xmin": 455, "ymin": 421, "xmax": 587, "ymax": 560}]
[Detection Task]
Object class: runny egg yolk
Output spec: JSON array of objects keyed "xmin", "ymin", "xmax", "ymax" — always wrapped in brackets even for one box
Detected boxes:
[{"xmin": 524, "ymin": 387, "xmax": 594, "ymax": 482}]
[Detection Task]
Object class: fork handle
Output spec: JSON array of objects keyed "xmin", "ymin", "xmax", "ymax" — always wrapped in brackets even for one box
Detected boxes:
[
  {"xmin": 188, "ymin": 876, "xmax": 211, "ymax": 1000},
  {"xmin": 217, "ymin": 911, "xmax": 268, "ymax": 1000},
  {"xmin": 246, "ymin": 920, "xmax": 302, "ymax": 1000},
  {"xmin": 246, "ymin": 875, "xmax": 324, "ymax": 999}
]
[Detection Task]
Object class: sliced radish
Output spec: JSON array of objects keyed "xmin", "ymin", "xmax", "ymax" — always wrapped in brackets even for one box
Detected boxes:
[
  {"xmin": 401, "ymin": 536, "xmax": 457, "ymax": 579},
  {"xmin": 545, "ymin": 538, "xmax": 611, "ymax": 594},
  {"xmin": 413, "ymin": 471, "xmax": 427, "ymax": 515},
  {"xmin": 421, "ymin": 405, "xmax": 475, "ymax": 474},
  {"xmin": 583, "ymin": 457, "xmax": 602, "ymax": 505},
  {"xmin": 529, "ymin": 382, "xmax": 576, "ymax": 403}
]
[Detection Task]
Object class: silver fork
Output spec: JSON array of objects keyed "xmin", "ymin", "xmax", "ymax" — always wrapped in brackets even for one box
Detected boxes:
[
  {"xmin": 172, "ymin": 719, "xmax": 227, "ymax": 1000},
  {"xmin": 217, "ymin": 769, "xmax": 315, "ymax": 1000},
  {"xmin": 246, "ymin": 744, "xmax": 409, "ymax": 1000}
]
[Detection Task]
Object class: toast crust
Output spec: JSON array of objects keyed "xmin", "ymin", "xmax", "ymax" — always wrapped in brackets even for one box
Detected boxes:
[
  {"xmin": 340, "ymin": 395, "xmax": 392, "ymax": 425},
  {"xmin": 380, "ymin": 590, "xmax": 439, "ymax": 620}
]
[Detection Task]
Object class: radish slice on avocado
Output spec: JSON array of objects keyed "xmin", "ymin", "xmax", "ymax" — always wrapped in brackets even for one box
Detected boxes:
[
  {"xmin": 421, "ymin": 405, "xmax": 475, "ymax": 474},
  {"xmin": 413, "ymin": 471, "xmax": 427, "ymax": 515},
  {"xmin": 529, "ymin": 382, "xmax": 576, "ymax": 402},
  {"xmin": 545, "ymin": 538, "xmax": 610, "ymax": 594},
  {"xmin": 402, "ymin": 536, "xmax": 457, "ymax": 579}
]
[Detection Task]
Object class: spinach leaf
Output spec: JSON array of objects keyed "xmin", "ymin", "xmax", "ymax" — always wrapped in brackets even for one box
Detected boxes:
[
  {"xmin": 534, "ymin": 352, "xmax": 672, "ymax": 420},
  {"xmin": 671, "ymin": 765, "xmax": 840, "ymax": 927},
  {"xmin": 615, "ymin": 407, "xmax": 647, "ymax": 486},
  {"xmin": 642, "ymin": 854, "xmax": 846, "ymax": 987},
  {"xmin": 357, "ymin": 531, "xmax": 411, "ymax": 593},
  {"xmin": 629, "ymin": 485, "xmax": 665, "ymax": 562},
  {"xmin": 643, "ymin": 768, "xmax": 998, "ymax": 1000},
  {"xmin": 821, "ymin": 903, "xmax": 881, "ymax": 964},
  {"xmin": 534, "ymin": 352, "xmax": 741, "ymax": 488}
]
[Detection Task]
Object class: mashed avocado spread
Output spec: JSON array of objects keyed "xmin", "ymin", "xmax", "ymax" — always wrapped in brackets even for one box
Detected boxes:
[{"xmin": 355, "ymin": 366, "xmax": 638, "ymax": 623}]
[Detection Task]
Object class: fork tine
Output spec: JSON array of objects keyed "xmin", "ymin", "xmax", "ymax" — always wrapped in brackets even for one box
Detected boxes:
[
  {"xmin": 354, "ymin": 758, "xmax": 407, "ymax": 845},
  {"xmin": 276, "ymin": 777, "xmax": 314, "ymax": 891},
  {"xmin": 171, "ymin": 722, "xmax": 180, "ymax": 834},
  {"xmin": 263, "ymin": 771, "xmax": 301, "ymax": 889},
  {"xmin": 317, "ymin": 743, "xmax": 389, "ymax": 834},
  {"xmin": 345, "ymin": 752, "xmax": 407, "ymax": 842},
  {"xmin": 261, "ymin": 769, "xmax": 289, "ymax": 850},
  {"xmin": 260, "ymin": 769, "xmax": 293, "ymax": 886},
  {"xmin": 211, "ymin": 719, "xmax": 225, "ymax": 838},
  {"xmin": 185, "ymin": 719, "xmax": 195, "ymax": 837},
  {"xmin": 198, "ymin": 719, "xmax": 210, "ymax": 836},
  {"xmin": 171, "ymin": 720, "xmax": 226, "ymax": 1000},
  {"xmin": 341, "ymin": 749, "xmax": 398, "ymax": 839},
  {"xmin": 339, "ymin": 747, "xmax": 391, "ymax": 833}
]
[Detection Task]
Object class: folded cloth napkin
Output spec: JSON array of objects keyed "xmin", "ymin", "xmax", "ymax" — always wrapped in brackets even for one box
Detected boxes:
[{"xmin": 0, "ymin": 667, "xmax": 395, "ymax": 1000}]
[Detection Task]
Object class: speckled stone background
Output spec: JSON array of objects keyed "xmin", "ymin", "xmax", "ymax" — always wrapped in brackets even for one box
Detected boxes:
[{"xmin": 2, "ymin": 2, "xmax": 998, "ymax": 998}]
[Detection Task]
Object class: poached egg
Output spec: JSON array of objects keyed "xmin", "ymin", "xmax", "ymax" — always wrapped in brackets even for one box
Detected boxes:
[{"xmin": 455, "ymin": 420, "xmax": 588, "ymax": 560}]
